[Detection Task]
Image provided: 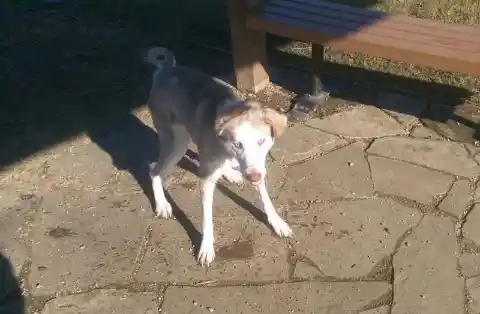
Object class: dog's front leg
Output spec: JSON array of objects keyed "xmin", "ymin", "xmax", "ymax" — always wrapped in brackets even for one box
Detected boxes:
[
  {"xmin": 258, "ymin": 180, "xmax": 294, "ymax": 238},
  {"xmin": 197, "ymin": 169, "xmax": 222, "ymax": 267}
]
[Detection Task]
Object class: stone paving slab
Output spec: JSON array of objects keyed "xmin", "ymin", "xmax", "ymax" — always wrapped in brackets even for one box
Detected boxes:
[
  {"xmin": 376, "ymin": 92, "xmax": 427, "ymax": 126},
  {"xmin": 421, "ymin": 102, "xmax": 480, "ymax": 144},
  {"xmin": 368, "ymin": 137, "xmax": 480, "ymax": 177},
  {"xmin": 41, "ymin": 289, "xmax": 158, "ymax": 314},
  {"xmin": 467, "ymin": 276, "xmax": 480, "ymax": 313},
  {"xmin": 463, "ymin": 204, "xmax": 480, "ymax": 246},
  {"xmin": 29, "ymin": 192, "xmax": 154, "ymax": 296},
  {"xmin": 392, "ymin": 215, "xmax": 463, "ymax": 314},
  {"xmin": 368, "ymin": 155, "xmax": 453, "ymax": 204},
  {"xmin": 410, "ymin": 125, "xmax": 443, "ymax": 140},
  {"xmin": 136, "ymin": 216, "xmax": 289, "ymax": 283},
  {"xmin": 361, "ymin": 306, "xmax": 390, "ymax": 314},
  {"xmin": 279, "ymin": 143, "xmax": 373, "ymax": 205},
  {"xmin": 0, "ymin": 197, "xmax": 36, "ymax": 279},
  {"xmin": 306, "ymin": 106, "xmax": 406, "ymax": 138},
  {"xmin": 271, "ymin": 123, "xmax": 347, "ymax": 165},
  {"xmin": 460, "ymin": 253, "xmax": 480, "ymax": 278},
  {"xmin": 287, "ymin": 199, "xmax": 420, "ymax": 278},
  {"xmin": 161, "ymin": 282, "xmax": 390, "ymax": 314},
  {"xmin": 439, "ymin": 179, "xmax": 473, "ymax": 217}
]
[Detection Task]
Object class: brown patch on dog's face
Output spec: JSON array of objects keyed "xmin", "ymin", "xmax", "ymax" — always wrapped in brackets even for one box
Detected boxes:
[
  {"xmin": 215, "ymin": 100, "xmax": 257, "ymax": 136},
  {"xmin": 262, "ymin": 107, "xmax": 287, "ymax": 139},
  {"xmin": 215, "ymin": 100, "xmax": 287, "ymax": 140}
]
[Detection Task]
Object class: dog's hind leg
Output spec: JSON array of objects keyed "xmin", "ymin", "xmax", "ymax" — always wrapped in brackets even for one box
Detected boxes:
[{"xmin": 150, "ymin": 123, "xmax": 190, "ymax": 218}]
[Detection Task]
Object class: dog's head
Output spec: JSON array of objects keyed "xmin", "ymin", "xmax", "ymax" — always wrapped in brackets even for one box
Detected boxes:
[{"xmin": 215, "ymin": 100, "xmax": 287, "ymax": 185}]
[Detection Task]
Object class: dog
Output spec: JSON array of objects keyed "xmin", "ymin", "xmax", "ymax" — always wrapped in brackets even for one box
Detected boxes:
[{"xmin": 144, "ymin": 47, "xmax": 293, "ymax": 267}]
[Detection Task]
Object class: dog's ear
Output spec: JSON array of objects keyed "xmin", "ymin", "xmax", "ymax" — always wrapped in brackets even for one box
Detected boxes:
[
  {"xmin": 263, "ymin": 108, "xmax": 287, "ymax": 138},
  {"xmin": 214, "ymin": 104, "xmax": 250, "ymax": 138}
]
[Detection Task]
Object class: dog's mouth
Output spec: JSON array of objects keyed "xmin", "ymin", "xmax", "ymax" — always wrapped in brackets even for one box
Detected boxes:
[{"xmin": 249, "ymin": 179, "xmax": 263, "ymax": 186}]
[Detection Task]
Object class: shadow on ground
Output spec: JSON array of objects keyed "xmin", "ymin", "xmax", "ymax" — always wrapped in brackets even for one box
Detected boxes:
[
  {"xmin": 1, "ymin": 0, "xmax": 477, "ymax": 171},
  {"xmin": 0, "ymin": 253, "xmax": 25, "ymax": 314}
]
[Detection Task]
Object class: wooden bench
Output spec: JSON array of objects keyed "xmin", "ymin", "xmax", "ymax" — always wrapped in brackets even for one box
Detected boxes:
[{"xmin": 228, "ymin": 0, "xmax": 480, "ymax": 96}]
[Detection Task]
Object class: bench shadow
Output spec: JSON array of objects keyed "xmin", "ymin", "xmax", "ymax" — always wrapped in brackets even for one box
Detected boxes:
[
  {"xmin": 266, "ymin": 45, "xmax": 478, "ymax": 141},
  {"xmin": 0, "ymin": 253, "xmax": 25, "ymax": 314}
]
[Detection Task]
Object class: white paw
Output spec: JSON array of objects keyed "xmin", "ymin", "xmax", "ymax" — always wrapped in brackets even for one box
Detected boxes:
[
  {"xmin": 269, "ymin": 215, "xmax": 294, "ymax": 238},
  {"xmin": 222, "ymin": 169, "xmax": 243, "ymax": 184},
  {"xmin": 197, "ymin": 239, "xmax": 215, "ymax": 267},
  {"xmin": 155, "ymin": 201, "xmax": 173, "ymax": 219}
]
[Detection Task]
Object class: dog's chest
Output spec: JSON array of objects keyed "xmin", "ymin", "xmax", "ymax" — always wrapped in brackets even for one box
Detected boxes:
[{"xmin": 224, "ymin": 158, "xmax": 240, "ymax": 170}]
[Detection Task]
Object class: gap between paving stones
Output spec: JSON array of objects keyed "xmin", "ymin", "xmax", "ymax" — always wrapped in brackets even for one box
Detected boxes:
[
  {"xmin": 159, "ymin": 281, "xmax": 393, "ymax": 314},
  {"xmin": 366, "ymin": 151, "xmax": 477, "ymax": 181}
]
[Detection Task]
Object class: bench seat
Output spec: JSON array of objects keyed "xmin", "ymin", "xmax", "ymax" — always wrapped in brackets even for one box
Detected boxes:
[{"xmin": 228, "ymin": 0, "xmax": 480, "ymax": 93}]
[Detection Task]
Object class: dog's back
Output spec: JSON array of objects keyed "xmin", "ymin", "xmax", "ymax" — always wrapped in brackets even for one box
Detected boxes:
[{"xmin": 145, "ymin": 48, "xmax": 237, "ymax": 141}]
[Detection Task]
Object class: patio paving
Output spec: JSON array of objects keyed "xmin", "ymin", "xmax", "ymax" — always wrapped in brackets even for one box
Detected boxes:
[{"xmin": 1, "ymin": 87, "xmax": 479, "ymax": 314}]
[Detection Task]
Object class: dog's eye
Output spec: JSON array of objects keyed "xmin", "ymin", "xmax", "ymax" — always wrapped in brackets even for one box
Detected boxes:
[
  {"xmin": 257, "ymin": 138, "xmax": 265, "ymax": 146},
  {"xmin": 233, "ymin": 141, "xmax": 243, "ymax": 150}
]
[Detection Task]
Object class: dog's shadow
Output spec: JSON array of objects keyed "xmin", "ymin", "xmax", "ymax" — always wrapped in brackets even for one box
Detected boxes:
[{"xmin": 89, "ymin": 113, "xmax": 270, "ymax": 253}]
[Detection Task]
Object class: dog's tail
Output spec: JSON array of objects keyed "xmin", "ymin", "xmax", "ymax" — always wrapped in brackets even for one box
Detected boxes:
[{"xmin": 145, "ymin": 47, "xmax": 176, "ymax": 86}]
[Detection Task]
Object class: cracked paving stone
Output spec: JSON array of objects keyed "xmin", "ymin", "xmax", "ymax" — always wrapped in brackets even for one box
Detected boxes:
[
  {"xmin": 278, "ymin": 143, "xmax": 373, "ymax": 205},
  {"xmin": 270, "ymin": 123, "xmax": 347, "ymax": 164},
  {"xmin": 41, "ymin": 289, "xmax": 157, "ymax": 314},
  {"xmin": 459, "ymin": 253, "xmax": 480, "ymax": 278},
  {"xmin": 376, "ymin": 92, "xmax": 426, "ymax": 126},
  {"xmin": 161, "ymin": 282, "xmax": 390, "ymax": 313},
  {"xmin": 306, "ymin": 106, "xmax": 405, "ymax": 138},
  {"xmin": 368, "ymin": 155, "xmax": 453, "ymax": 204},
  {"xmin": 439, "ymin": 179, "xmax": 473, "ymax": 217},
  {"xmin": 287, "ymin": 199, "xmax": 419, "ymax": 278},
  {"xmin": 392, "ymin": 216, "xmax": 463, "ymax": 314},
  {"xmin": 29, "ymin": 192, "xmax": 153, "ymax": 296},
  {"xmin": 463, "ymin": 204, "xmax": 480, "ymax": 245},
  {"xmin": 136, "ymin": 216, "xmax": 289, "ymax": 283},
  {"xmin": 368, "ymin": 137, "xmax": 480, "ymax": 178}
]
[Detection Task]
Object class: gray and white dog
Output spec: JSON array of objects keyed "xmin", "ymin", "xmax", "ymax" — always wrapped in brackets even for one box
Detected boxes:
[{"xmin": 144, "ymin": 47, "xmax": 293, "ymax": 266}]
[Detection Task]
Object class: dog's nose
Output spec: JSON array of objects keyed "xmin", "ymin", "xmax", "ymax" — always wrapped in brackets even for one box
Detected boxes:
[{"xmin": 245, "ymin": 170, "xmax": 262, "ymax": 183}]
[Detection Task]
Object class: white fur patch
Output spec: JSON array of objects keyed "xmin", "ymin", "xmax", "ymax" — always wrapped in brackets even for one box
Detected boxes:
[{"xmin": 231, "ymin": 122, "xmax": 273, "ymax": 181}]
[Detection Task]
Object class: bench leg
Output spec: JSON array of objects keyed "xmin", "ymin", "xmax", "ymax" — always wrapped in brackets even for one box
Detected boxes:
[
  {"xmin": 287, "ymin": 44, "xmax": 329, "ymax": 122},
  {"xmin": 228, "ymin": 0, "xmax": 269, "ymax": 93},
  {"xmin": 312, "ymin": 44, "xmax": 328, "ymax": 97}
]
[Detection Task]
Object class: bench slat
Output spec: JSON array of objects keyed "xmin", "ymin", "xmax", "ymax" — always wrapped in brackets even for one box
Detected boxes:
[
  {"xmin": 264, "ymin": 5, "xmax": 480, "ymax": 52},
  {"xmin": 271, "ymin": 0, "xmax": 480, "ymax": 45},
  {"xmin": 247, "ymin": 12, "xmax": 480, "ymax": 76}
]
